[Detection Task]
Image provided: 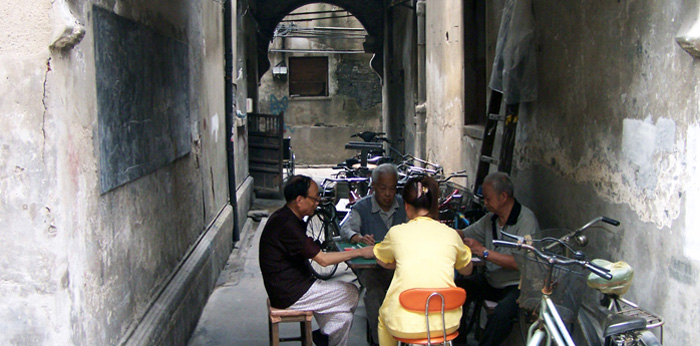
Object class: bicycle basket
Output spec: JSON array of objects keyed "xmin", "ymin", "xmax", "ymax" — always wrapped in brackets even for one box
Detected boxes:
[{"xmin": 516, "ymin": 251, "xmax": 587, "ymax": 323}]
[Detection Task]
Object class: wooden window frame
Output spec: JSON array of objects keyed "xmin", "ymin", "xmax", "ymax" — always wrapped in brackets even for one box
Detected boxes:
[{"xmin": 288, "ymin": 56, "xmax": 329, "ymax": 97}]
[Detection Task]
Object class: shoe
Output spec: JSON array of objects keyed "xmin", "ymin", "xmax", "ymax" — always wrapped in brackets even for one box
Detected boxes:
[{"xmin": 312, "ymin": 329, "xmax": 329, "ymax": 346}]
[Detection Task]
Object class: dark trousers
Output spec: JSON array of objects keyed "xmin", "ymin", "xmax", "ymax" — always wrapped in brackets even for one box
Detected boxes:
[
  {"xmin": 356, "ymin": 267, "xmax": 394, "ymax": 345},
  {"xmin": 455, "ymin": 272, "xmax": 520, "ymax": 346}
]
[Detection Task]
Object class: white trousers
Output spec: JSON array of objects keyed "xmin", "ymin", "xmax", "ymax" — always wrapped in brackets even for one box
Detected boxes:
[{"xmin": 288, "ymin": 280, "xmax": 359, "ymax": 346}]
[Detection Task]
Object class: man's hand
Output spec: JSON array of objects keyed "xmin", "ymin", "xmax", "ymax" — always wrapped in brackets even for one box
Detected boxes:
[
  {"xmin": 464, "ymin": 237, "xmax": 518, "ymax": 269},
  {"xmin": 463, "ymin": 237, "xmax": 486, "ymax": 254},
  {"xmin": 357, "ymin": 245, "xmax": 375, "ymax": 259},
  {"xmin": 351, "ymin": 234, "xmax": 376, "ymax": 245}
]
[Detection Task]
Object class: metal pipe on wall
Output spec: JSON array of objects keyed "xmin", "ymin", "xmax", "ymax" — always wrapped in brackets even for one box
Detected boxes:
[
  {"xmin": 415, "ymin": 0, "xmax": 427, "ymax": 160},
  {"xmin": 224, "ymin": 0, "xmax": 239, "ymax": 242}
]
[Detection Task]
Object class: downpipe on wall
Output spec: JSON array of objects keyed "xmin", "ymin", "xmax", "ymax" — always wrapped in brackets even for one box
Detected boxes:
[
  {"xmin": 224, "ymin": 0, "xmax": 239, "ymax": 242},
  {"xmin": 415, "ymin": 0, "xmax": 427, "ymax": 159}
]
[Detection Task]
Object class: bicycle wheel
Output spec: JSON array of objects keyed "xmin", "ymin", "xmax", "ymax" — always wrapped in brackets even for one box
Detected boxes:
[{"xmin": 306, "ymin": 211, "xmax": 339, "ymax": 280}]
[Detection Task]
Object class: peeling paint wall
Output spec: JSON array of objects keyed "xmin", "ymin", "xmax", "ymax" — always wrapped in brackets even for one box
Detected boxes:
[
  {"xmin": 492, "ymin": 1, "xmax": 700, "ymax": 343},
  {"xmin": 0, "ymin": 0, "xmax": 239, "ymax": 344},
  {"xmin": 258, "ymin": 4, "xmax": 382, "ymax": 166}
]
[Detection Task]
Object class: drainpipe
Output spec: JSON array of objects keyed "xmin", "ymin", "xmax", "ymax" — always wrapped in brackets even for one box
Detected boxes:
[
  {"xmin": 415, "ymin": 0, "xmax": 427, "ymax": 160},
  {"xmin": 224, "ymin": 0, "xmax": 239, "ymax": 242}
]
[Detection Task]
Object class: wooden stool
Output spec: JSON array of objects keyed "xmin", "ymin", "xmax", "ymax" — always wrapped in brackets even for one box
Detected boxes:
[{"xmin": 267, "ymin": 298, "xmax": 313, "ymax": 346}]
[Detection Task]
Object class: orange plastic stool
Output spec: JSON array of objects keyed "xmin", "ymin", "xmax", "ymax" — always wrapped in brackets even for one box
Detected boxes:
[{"xmin": 395, "ymin": 287, "xmax": 467, "ymax": 345}]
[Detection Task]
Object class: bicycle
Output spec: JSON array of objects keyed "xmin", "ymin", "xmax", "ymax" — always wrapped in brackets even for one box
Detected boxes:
[
  {"xmin": 282, "ymin": 137, "xmax": 295, "ymax": 180},
  {"xmin": 542, "ymin": 217, "xmax": 665, "ymax": 346},
  {"xmin": 436, "ymin": 171, "xmax": 484, "ymax": 229},
  {"xmin": 493, "ymin": 226, "xmax": 614, "ymax": 346},
  {"xmin": 331, "ymin": 164, "xmax": 372, "ymax": 204},
  {"xmin": 305, "ymin": 178, "xmax": 353, "ymax": 280}
]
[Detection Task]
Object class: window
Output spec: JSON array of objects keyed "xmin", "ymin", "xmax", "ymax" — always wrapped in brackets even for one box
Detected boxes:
[{"xmin": 288, "ymin": 57, "xmax": 329, "ymax": 97}]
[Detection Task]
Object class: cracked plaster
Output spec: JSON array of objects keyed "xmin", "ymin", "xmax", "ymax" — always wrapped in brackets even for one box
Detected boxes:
[{"xmin": 517, "ymin": 116, "xmax": 683, "ymax": 229}]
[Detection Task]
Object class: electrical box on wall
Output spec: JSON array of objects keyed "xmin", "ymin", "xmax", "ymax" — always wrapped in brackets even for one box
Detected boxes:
[{"xmin": 272, "ymin": 63, "xmax": 288, "ymax": 81}]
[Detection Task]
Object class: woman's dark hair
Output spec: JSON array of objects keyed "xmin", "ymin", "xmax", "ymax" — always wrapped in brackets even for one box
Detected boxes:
[
  {"xmin": 284, "ymin": 175, "xmax": 312, "ymax": 202},
  {"xmin": 402, "ymin": 176, "xmax": 439, "ymax": 219}
]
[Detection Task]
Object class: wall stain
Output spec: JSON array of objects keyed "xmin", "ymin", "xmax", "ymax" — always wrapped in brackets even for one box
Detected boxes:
[{"xmin": 669, "ymin": 257, "xmax": 696, "ymax": 285}]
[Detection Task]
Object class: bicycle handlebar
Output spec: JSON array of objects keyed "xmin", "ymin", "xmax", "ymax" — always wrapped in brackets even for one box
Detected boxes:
[
  {"xmin": 576, "ymin": 216, "xmax": 620, "ymax": 233},
  {"xmin": 492, "ymin": 239, "xmax": 613, "ymax": 280},
  {"xmin": 321, "ymin": 177, "xmax": 369, "ymax": 187},
  {"xmin": 539, "ymin": 216, "xmax": 620, "ymax": 251},
  {"xmin": 584, "ymin": 261, "xmax": 613, "ymax": 280},
  {"xmin": 399, "ymin": 155, "xmax": 442, "ymax": 170},
  {"xmin": 438, "ymin": 172, "xmax": 469, "ymax": 184}
]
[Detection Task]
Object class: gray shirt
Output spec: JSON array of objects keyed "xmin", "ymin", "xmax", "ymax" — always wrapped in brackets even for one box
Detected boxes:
[
  {"xmin": 340, "ymin": 194, "xmax": 407, "ymax": 241},
  {"xmin": 462, "ymin": 200, "xmax": 539, "ymax": 288}
]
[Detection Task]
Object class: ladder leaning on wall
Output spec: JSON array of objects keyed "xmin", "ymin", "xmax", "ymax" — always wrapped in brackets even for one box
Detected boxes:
[{"xmin": 472, "ymin": 89, "xmax": 520, "ymax": 202}]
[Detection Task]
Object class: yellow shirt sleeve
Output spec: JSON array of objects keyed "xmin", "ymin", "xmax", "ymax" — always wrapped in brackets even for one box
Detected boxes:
[
  {"xmin": 454, "ymin": 235, "xmax": 472, "ymax": 270},
  {"xmin": 373, "ymin": 229, "xmax": 395, "ymax": 264}
]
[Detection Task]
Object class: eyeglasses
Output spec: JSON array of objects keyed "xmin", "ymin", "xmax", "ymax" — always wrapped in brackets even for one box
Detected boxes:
[{"xmin": 306, "ymin": 194, "xmax": 322, "ymax": 203}]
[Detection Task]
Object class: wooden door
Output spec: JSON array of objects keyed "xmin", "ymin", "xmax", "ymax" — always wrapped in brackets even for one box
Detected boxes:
[{"xmin": 248, "ymin": 112, "xmax": 284, "ymax": 196}]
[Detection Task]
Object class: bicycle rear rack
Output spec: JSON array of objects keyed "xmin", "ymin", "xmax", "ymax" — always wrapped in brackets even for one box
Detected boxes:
[{"xmin": 615, "ymin": 297, "xmax": 664, "ymax": 342}]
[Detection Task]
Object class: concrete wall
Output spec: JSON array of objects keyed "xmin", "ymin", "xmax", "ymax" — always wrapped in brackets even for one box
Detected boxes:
[
  {"xmin": 385, "ymin": 3, "xmax": 416, "ymax": 159},
  {"xmin": 259, "ymin": 4, "xmax": 382, "ymax": 166},
  {"xmin": 0, "ymin": 0, "xmax": 248, "ymax": 344},
  {"xmin": 424, "ymin": 0, "xmax": 470, "ymax": 178},
  {"xmin": 506, "ymin": 1, "xmax": 700, "ymax": 343}
]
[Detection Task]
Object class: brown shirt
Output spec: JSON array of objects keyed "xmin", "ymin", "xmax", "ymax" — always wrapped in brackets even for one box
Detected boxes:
[{"xmin": 259, "ymin": 205, "xmax": 321, "ymax": 308}]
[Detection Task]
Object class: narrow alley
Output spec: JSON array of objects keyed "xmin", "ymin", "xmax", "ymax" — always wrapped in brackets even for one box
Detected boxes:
[{"xmin": 4, "ymin": 0, "xmax": 700, "ymax": 345}]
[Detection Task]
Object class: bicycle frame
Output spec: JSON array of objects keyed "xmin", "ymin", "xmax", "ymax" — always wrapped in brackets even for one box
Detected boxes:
[
  {"xmin": 527, "ymin": 295, "xmax": 576, "ymax": 346},
  {"xmin": 495, "ymin": 226, "xmax": 614, "ymax": 346}
]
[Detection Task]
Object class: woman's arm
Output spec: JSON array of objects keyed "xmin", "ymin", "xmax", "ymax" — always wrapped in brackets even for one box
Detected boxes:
[
  {"xmin": 375, "ymin": 257, "xmax": 396, "ymax": 270},
  {"xmin": 456, "ymin": 262, "xmax": 473, "ymax": 276}
]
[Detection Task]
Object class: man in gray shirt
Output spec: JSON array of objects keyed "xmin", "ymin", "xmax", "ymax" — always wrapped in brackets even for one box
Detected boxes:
[
  {"xmin": 339, "ymin": 163, "xmax": 407, "ymax": 346},
  {"xmin": 456, "ymin": 172, "xmax": 539, "ymax": 346}
]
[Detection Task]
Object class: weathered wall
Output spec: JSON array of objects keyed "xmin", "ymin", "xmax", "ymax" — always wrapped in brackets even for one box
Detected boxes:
[
  {"xmin": 385, "ymin": 3, "xmax": 415, "ymax": 158},
  {"xmin": 425, "ymin": 0, "xmax": 468, "ymax": 177},
  {"xmin": 0, "ymin": 0, "xmax": 242, "ymax": 344},
  {"xmin": 489, "ymin": 1, "xmax": 699, "ymax": 343},
  {"xmin": 394, "ymin": 0, "xmax": 700, "ymax": 343},
  {"xmin": 0, "ymin": 0, "xmax": 64, "ymax": 343},
  {"xmin": 259, "ymin": 4, "xmax": 382, "ymax": 166}
]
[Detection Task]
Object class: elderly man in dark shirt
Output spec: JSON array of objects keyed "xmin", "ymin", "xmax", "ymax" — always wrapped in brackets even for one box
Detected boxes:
[{"xmin": 259, "ymin": 175, "xmax": 374, "ymax": 346}]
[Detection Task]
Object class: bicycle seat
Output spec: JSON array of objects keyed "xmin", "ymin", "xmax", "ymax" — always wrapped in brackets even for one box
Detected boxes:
[
  {"xmin": 351, "ymin": 164, "xmax": 378, "ymax": 171},
  {"xmin": 597, "ymin": 306, "xmax": 647, "ymax": 338},
  {"xmin": 587, "ymin": 259, "xmax": 633, "ymax": 296}
]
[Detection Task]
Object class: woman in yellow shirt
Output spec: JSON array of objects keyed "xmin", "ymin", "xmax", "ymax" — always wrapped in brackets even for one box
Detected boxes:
[{"xmin": 373, "ymin": 176, "xmax": 473, "ymax": 346}]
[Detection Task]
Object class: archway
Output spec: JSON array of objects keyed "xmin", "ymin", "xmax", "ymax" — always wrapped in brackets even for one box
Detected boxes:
[
  {"xmin": 257, "ymin": 3, "xmax": 384, "ymax": 166},
  {"xmin": 249, "ymin": 0, "xmax": 384, "ymax": 79}
]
